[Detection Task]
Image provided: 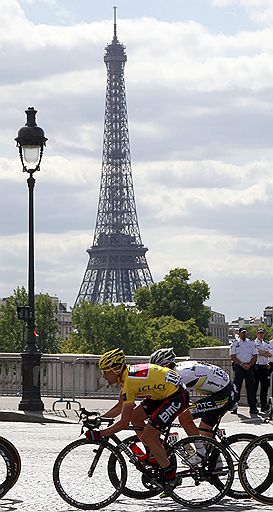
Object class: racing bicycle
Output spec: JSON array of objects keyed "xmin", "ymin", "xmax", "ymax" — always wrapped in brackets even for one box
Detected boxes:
[
  {"xmin": 53, "ymin": 408, "xmax": 234, "ymax": 510},
  {"xmin": 112, "ymin": 414, "xmax": 258, "ymax": 500}
]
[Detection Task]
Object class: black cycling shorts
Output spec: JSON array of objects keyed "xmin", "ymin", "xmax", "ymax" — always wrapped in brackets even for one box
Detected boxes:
[
  {"xmin": 189, "ymin": 382, "xmax": 237, "ymax": 427},
  {"xmin": 141, "ymin": 387, "xmax": 189, "ymax": 432}
]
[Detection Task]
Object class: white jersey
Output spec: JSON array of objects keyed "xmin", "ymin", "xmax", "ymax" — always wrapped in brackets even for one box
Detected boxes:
[{"xmin": 174, "ymin": 361, "xmax": 230, "ymax": 395}]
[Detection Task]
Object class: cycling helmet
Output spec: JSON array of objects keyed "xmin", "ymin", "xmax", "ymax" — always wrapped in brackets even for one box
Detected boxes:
[
  {"xmin": 99, "ymin": 348, "xmax": 125, "ymax": 371},
  {"xmin": 149, "ymin": 347, "xmax": 176, "ymax": 366}
]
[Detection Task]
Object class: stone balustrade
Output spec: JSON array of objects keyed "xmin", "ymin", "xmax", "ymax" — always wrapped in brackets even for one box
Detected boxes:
[{"xmin": 0, "ymin": 346, "xmax": 248, "ymax": 404}]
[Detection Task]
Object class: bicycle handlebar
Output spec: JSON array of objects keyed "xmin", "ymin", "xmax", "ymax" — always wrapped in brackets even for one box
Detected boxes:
[{"xmin": 79, "ymin": 407, "xmax": 114, "ymax": 429}]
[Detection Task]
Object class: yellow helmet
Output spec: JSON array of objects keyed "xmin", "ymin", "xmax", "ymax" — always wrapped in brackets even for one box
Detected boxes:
[{"xmin": 99, "ymin": 348, "xmax": 125, "ymax": 371}]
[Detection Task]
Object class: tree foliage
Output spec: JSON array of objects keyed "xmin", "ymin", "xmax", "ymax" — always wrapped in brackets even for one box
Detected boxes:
[
  {"xmin": 135, "ymin": 268, "xmax": 211, "ymax": 332},
  {"xmin": 61, "ymin": 284, "xmax": 220, "ymax": 356},
  {"xmin": 35, "ymin": 293, "xmax": 60, "ymax": 353},
  {"xmin": 0, "ymin": 287, "xmax": 61, "ymax": 353},
  {"xmin": 145, "ymin": 316, "xmax": 220, "ymax": 356},
  {"xmin": 0, "ymin": 287, "xmax": 28, "ymax": 352},
  {"xmin": 1, "ymin": 268, "xmax": 220, "ymax": 357},
  {"xmin": 60, "ymin": 302, "xmax": 149, "ymax": 355}
]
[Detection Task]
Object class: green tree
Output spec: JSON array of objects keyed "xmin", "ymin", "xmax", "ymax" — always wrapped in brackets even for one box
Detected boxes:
[
  {"xmin": 0, "ymin": 288, "xmax": 60, "ymax": 353},
  {"xmin": 135, "ymin": 268, "xmax": 211, "ymax": 332},
  {"xmin": 145, "ymin": 316, "xmax": 220, "ymax": 356},
  {"xmin": 35, "ymin": 293, "xmax": 60, "ymax": 353},
  {"xmin": 0, "ymin": 287, "xmax": 28, "ymax": 352},
  {"xmin": 61, "ymin": 302, "xmax": 148, "ymax": 355}
]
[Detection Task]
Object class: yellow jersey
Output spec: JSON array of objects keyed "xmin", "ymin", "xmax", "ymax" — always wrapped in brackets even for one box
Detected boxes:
[{"xmin": 119, "ymin": 363, "xmax": 183, "ymax": 404}]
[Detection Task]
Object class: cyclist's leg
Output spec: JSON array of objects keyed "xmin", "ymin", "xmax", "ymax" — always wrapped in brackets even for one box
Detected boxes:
[
  {"xmin": 131, "ymin": 399, "xmax": 170, "ymax": 467},
  {"xmin": 131, "ymin": 403, "xmax": 148, "ymax": 440},
  {"xmin": 131, "ymin": 402, "xmax": 159, "ymax": 463},
  {"xmin": 177, "ymin": 406, "xmax": 200, "ymax": 435},
  {"xmin": 142, "ymin": 423, "xmax": 169, "ymax": 467},
  {"xmin": 142, "ymin": 388, "xmax": 189, "ymax": 483}
]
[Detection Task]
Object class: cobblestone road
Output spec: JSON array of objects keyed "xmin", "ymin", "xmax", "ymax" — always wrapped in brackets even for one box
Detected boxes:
[{"xmin": 0, "ymin": 405, "xmax": 273, "ymax": 511}]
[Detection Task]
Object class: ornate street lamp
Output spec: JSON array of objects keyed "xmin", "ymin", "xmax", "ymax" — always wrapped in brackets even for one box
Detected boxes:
[{"xmin": 15, "ymin": 107, "xmax": 47, "ymax": 411}]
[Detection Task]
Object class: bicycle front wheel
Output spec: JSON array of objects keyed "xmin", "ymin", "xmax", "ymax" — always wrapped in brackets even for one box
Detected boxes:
[
  {"xmin": 238, "ymin": 432, "xmax": 273, "ymax": 505},
  {"xmin": 0, "ymin": 442, "xmax": 17, "ymax": 499},
  {"xmin": 53, "ymin": 438, "xmax": 127, "ymax": 510},
  {"xmin": 0, "ymin": 437, "xmax": 21, "ymax": 492},
  {"xmin": 224, "ymin": 433, "xmax": 256, "ymax": 499},
  {"xmin": 170, "ymin": 435, "xmax": 234, "ymax": 508}
]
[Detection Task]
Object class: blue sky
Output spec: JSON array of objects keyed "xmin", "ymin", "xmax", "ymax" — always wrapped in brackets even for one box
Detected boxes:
[
  {"xmin": 21, "ymin": 0, "xmax": 254, "ymax": 33},
  {"xmin": 1, "ymin": 0, "xmax": 273, "ymax": 322}
]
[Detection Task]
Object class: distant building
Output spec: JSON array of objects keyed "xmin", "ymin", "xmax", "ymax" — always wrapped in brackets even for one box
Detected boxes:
[
  {"xmin": 227, "ymin": 314, "xmax": 263, "ymax": 343},
  {"xmin": 263, "ymin": 306, "xmax": 273, "ymax": 328},
  {"xmin": 208, "ymin": 311, "xmax": 229, "ymax": 345},
  {"xmin": 50, "ymin": 297, "xmax": 73, "ymax": 340}
]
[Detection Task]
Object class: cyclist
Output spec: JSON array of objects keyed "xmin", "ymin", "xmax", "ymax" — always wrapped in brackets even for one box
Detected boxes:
[
  {"xmin": 90, "ymin": 347, "xmax": 189, "ymax": 488},
  {"xmin": 149, "ymin": 347, "xmax": 237, "ymax": 457}
]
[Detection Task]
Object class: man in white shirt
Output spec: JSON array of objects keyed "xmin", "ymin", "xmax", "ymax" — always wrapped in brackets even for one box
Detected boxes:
[
  {"xmin": 254, "ymin": 327, "xmax": 272, "ymax": 412},
  {"xmin": 230, "ymin": 327, "xmax": 258, "ymax": 417}
]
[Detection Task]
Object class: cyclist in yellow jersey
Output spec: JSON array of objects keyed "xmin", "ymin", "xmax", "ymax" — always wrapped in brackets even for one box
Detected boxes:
[
  {"xmin": 120, "ymin": 362, "xmax": 182, "ymax": 402},
  {"xmin": 89, "ymin": 348, "xmax": 189, "ymax": 489}
]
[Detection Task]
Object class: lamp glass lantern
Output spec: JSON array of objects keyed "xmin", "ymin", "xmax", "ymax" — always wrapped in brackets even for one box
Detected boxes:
[{"xmin": 15, "ymin": 106, "xmax": 48, "ymax": 173}]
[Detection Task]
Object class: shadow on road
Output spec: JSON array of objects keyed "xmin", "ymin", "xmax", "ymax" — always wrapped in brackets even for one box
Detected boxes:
[
  {"xmin": 0, "ymin": 498, "xmax": 23, "ymax": 511},
  {"xmin": 114, "ymin": 496, "xmax": 269, "ymax": 512}
]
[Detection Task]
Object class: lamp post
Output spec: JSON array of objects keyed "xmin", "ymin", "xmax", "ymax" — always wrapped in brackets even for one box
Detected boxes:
[{"xmin": 15, "ymin": 107, "xmax": 47, "ymax": 411}]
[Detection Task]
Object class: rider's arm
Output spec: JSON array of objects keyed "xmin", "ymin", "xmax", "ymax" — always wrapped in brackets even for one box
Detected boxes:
[
  {"xmin": 102, "ymin": 391, "xmax": 123, "ymax": 419},
  {"xmin": 258, "ymin": 348, "xmax": 272, "ymax": 357},
  {"xmin": 100, "ymin": 402, "xmax": 135, "ymax": 438}
]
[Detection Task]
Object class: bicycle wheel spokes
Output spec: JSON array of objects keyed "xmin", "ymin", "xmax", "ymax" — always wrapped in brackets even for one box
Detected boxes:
[
  {"xmin": 53, "ymin": 439, "xmax": 127, "ymax": 510},
  {"xmin": 239, "ymin": 433, "xmax": 273, "ymax": 505},
  {"xmin": 170, "ymin": 436, "xmax": 234, "ymax": 508}
]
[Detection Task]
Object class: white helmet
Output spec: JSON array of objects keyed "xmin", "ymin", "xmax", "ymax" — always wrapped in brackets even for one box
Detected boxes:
[{"xmin": 149, "ymin": 347, "xmax": 176, "ymax": 366}]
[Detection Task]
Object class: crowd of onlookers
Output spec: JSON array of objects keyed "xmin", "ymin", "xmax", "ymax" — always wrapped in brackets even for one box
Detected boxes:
[{"xmin": 230, "ymin": 327, "xmax": 273, "ymax": 418}]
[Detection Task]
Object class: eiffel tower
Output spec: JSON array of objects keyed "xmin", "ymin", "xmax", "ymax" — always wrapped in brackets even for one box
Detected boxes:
[{"xmin": 75, "ymin": 9, "xmax": 153, "ymax": 306}]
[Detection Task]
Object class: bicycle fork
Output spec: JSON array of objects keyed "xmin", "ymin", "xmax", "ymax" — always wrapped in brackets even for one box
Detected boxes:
[{"xmin": 88, "ymin": 444, "xmax": 105, "ymax": 478}]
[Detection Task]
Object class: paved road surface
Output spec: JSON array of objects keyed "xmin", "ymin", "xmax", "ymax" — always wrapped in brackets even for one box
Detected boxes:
[{"xmin": 0, "ymin": 399, "xmax": 272, "ymax": 511}]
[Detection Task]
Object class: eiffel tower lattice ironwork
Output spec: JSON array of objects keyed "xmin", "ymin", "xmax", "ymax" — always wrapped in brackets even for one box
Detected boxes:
[{"xmin": 75, "ymin": 10, "xmax": 153, "ymax": 306}]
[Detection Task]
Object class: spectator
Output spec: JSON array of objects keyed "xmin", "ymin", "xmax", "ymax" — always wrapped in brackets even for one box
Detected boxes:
[
  {"xmin": 230, "ymin": 327, "xmax": 258, "ymax": 418},
  {"xmin": 254, "ymin": 328, "xmax": 272, "ymax": 412},
  {"xmin": 268, "ymin": 332, "xmax": 273, "ymax": 398}
]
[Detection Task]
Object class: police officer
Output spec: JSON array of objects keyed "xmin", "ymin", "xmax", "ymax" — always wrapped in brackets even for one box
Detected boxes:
[
  {"xmin": 230, "ymin": 327, "xmax": 258, "ymax": 417},
  {"xmin": 254, "ymin": 327, "xmax": 272, "ymax": 412}
]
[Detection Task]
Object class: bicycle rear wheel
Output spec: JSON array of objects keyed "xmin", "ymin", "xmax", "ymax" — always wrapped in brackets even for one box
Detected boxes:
[
  {"xmin": 238, "ymin": 433, "xmax": 273, "ymax": 505},
  {"xmin": 169, "ymin": 435, "xmax": 234, "ymax": 508},
  {"xmin": 0, "ymin": 437, "xmax": 21, "ymax": 491},
  {"xmin": 53, "ymin": 438, "xmax": 127, "ymax": 510},
  {"xmin": 0, "ymin": 442, "xmax": 17, "ymax": 499}
]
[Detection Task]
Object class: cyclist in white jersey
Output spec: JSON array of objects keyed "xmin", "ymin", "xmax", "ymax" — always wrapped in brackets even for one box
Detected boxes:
[{"xmin": 149, "ymin": 348, "xmax": 237, "ymax": 440}]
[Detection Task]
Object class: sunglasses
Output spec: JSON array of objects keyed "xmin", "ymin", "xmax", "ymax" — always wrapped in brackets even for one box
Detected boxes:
[{"xmin": 101, "ymin": 368, "xmax": 113, "ymax": 375}]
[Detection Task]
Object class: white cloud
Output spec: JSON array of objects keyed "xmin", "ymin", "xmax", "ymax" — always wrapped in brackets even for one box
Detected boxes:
[{"xmin": 2, "ymin": 1, "xmax": 273, "ymax": 321}]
